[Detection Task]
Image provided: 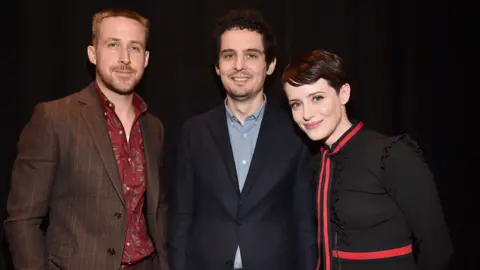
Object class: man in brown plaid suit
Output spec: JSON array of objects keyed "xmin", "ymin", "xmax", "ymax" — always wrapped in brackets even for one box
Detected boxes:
[{"xmin": 4, "ymin": 8, "xmax": 169, "ymax": 270}]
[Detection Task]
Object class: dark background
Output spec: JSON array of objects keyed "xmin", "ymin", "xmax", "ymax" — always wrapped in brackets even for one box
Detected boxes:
[{"xmin": 2, "ymin": 0, "xmax": 463, "ymax": 269}]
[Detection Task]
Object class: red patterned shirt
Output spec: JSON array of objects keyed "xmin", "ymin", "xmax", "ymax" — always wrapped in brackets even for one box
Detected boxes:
[{"xmin": 95, "ymin": 85, "xmax": 155, "ymax": 264}]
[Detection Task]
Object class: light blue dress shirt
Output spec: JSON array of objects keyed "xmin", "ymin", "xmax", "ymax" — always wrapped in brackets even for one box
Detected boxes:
[{"xmin": 225, "ymin": 96, "xmax": 266, "ymax": 269}]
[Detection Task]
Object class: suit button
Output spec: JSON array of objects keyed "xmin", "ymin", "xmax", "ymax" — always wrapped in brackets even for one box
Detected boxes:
[
  {"xmin": 225, "ymin": 260, "xmax": 233, "ymax": 266},
  {"xmin": 107, "ymin": 248, "xmax": 115, "ymax": 255},
  {"xmin": 236, "ymin": 219, "xmax": 243, "ymax": 225},
  {"xmin": 114, "ymin": 212, "xmax": 122, "ymax": 219}
]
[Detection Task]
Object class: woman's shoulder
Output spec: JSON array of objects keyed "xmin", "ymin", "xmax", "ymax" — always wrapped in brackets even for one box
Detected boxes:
[
  {"xmin": 353, "ymin": 127, "xmax": 424, "ymax": 164},
  {"xmin": 357, "ymin": 126, "xmax": 421, "ymax": 151}
]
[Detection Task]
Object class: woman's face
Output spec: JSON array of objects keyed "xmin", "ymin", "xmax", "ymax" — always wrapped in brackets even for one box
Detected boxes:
[{"xmin": 284, "ymin": 79, "xmax": 350, "ymax": 145}]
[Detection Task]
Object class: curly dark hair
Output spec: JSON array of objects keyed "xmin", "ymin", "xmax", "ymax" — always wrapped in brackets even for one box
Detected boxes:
[{"xmin": 212, "ymin": 8, "xmax": 277, "ymax": 68}]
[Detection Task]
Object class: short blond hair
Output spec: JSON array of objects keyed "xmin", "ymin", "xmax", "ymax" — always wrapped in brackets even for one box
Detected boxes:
[{"xmin": 91, "ymin": 8, "xmax": 149, "ymax": 46}]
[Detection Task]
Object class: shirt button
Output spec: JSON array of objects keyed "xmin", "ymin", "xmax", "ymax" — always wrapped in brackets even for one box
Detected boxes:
[
  {"xmin": 243, "ymin": 133, "xmax": 247, "ymax": 138},
  {"xmin": 114, "ymin": 212, "xmax": 122, "ymax": 219},
  {"xmin": 242, "ymin": 160, "xmax": 246, "ymax": 165},
  {"xmin": 119, "ymin": 130, "xmax": 123, "ymax": 135},
  {"xmin": 107, "ymin": 248, "xmax": 115, "ymax": 255},
  {"xmin": 127, "ymin": 242, "xmax": 131, "ymax": 246}
]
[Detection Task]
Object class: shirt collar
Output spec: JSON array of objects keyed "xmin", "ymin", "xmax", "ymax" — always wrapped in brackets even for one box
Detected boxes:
[{"xmin": 94, "ymin": 81, "xmax": 148, "ymax": 114}]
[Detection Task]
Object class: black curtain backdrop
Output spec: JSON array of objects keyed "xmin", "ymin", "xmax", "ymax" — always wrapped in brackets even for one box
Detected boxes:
[{"xmin": 2, "ymin": 0, "xmax": 461, "ymax": 269}]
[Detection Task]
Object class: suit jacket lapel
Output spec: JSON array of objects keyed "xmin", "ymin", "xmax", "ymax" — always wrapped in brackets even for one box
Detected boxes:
[
  {"xmin": 78, "ymin": 84, "xmax": 125, "ymax": 206},
  {"xmin": 140, "ymin": 116, "xmax": 160, "ymax": 219},
  {"xmin": 208, "ymin": 106, "xmax": 240, "ymax": 194},
  {"xmin": 240, "ymin": 104, "xmax": 279, "ymax": 214}
]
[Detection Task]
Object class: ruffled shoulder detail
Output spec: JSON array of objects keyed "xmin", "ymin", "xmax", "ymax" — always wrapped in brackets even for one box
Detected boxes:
[{"xmin": 380, "ymin": 134, "xmax": 423, "ymax": 170}]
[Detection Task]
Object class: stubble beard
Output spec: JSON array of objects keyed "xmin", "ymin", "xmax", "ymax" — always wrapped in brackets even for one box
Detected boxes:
[
  {"xmin": 103, "ymin": 77, "xmax": 137, "ymax": 96},
  {"xmin": 97, "ymin": 68, "xmax": 141, "ymax": 96},
  {"xmin": 228, "ymin": 88, "xmax": 255, "ymax": 101}
]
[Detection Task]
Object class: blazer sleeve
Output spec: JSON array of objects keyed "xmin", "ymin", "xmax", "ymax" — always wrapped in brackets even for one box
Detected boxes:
[
  {"xmin": 156, "ymin": 118, "xmax": 170, "ymax": 270},
  {"xmin": 382, "ymin": 135, "xmax": 453, "ymax": 270},
  {"xmin": 293, "ymin": 144, "xmax": 317, "ymax": 270},
  {"xmin": 4, "ymin": 103, "xmax": 58, "ymax": 270},
  {"xmin": 168, "ymin": 121, "xmax": 194, "ymax": 270}
]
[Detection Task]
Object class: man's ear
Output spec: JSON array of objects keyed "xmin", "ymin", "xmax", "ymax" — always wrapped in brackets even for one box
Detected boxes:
[
  {"xmin": 144, "ymin": 50, "xmax": 150, "ymax": 68},
  {"xmin": 266, "ymin": 57, "xmax": 277, "ymax": 75},
  {"xmin": 87, "ymin": 45, "xmax": 96, "ymax": 65}
]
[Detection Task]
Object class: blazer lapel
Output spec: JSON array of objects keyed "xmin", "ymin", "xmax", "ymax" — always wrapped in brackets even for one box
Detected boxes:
[
  {"xmin": 206, "ymin": 106, "xmax": 240, "ymax": 219},
  {"xmin": 208, "ymin": 106, "xmax": 240, "ymax": 194},
  {"xmin": 239, "ymin": 104, "xmax": 279, "ymax": 213},
  {"xmin": 78, "ymin": 85, "xmax": 125, "ymax": 206},
  {"xmin": 140, "ymin": 116, "xmax": 160, "ymax": 219}
]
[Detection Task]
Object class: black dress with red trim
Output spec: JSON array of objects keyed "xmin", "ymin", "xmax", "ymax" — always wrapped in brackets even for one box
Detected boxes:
[{"xmin": 310, "ymin": 120, "xmax": 453, "ymax": 270}]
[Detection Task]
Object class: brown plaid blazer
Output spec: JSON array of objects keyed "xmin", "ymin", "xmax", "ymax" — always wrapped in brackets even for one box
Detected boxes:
[{"xmin": 4, "ymin": 83, "xmax": 169, "ymax": 270}]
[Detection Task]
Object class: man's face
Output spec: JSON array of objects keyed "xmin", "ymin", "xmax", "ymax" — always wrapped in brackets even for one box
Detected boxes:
[
  {"xmin": 87, "ymin": 16, "xmax": 149, "ymax": 95},
  {"xmin": 215, "ymin": 28, "xmax": 275, "ymax": 101}
]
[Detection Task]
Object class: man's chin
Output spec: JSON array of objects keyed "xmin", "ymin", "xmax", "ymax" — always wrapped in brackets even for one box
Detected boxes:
[
  {"xmin": 109, "ymin": 81, "xmax": 137, "ymax": 95},
  {"xmin": 227, "ymin": 89, "xmax": 251, "ymax": 99},
  {"xmin": 112, "ymin": 88, "xmax": 135, "ymax": 96}
]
